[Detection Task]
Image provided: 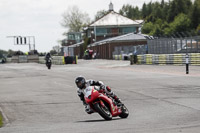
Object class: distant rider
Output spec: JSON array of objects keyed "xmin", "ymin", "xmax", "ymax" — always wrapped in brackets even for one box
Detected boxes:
[
  {"xmin": 75, "ymin": 76, "xmax": 122, "ymax": 114},
  {"xmin": 45, "ymin": 52, "xmax": 51, "ymax": 64}
]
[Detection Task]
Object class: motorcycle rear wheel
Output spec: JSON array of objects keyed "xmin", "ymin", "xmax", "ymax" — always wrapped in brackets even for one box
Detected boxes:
[{"xmin": 94, "ymin": 103, "xmax": 112, "ymax": 120}]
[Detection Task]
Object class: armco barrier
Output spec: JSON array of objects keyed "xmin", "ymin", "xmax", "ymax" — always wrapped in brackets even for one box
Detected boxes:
[{"xmin": 130, "ymin": 53, "xmax": 200, "ymax": 65}]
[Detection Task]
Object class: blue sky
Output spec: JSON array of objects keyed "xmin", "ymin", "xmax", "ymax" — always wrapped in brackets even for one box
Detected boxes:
[{"xmin": 0, "ymin": 0, "xmax": 163, "ymax": 52}]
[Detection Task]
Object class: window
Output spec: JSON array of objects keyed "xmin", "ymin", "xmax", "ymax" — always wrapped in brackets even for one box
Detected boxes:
[
  {"xmin": 96, "ymin": 28, "xmax": 107, "ymax": 36},
  {"xmin": 121, "ymin": 27, "xmax": 136, "ymax": 34}
]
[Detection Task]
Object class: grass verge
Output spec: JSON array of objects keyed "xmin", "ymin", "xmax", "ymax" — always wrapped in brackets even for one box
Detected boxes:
[{"xmin": 0, "ymin": 112, "xmax": 3, "ymax": 127}]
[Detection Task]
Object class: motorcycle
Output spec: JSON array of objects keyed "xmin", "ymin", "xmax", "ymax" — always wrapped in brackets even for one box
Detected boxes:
[
  {"xmin": 46, "ymin": 58, "xmax": 52, "ymax": 69},
  {"xmin": 84, "ymin": 86, "xmax": 129, "ymax": 120}
]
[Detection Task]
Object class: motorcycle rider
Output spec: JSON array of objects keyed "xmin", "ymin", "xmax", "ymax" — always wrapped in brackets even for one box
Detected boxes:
[
  {"xmin": 45, "ymin": 52, "xmax": 52, "ymax": 64},
  {"xmin": 75, "ymin": 76, "xmax": 122, "ymax": 114}
]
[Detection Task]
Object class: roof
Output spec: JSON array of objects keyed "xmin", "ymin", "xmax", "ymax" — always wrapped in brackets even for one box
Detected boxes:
[
  {"xmin": 88, "ymin": 33, "xmax": 147, "ymax": 47},
  {"xmin": 89, "ymin": 11, "xmax": 141, "ymax": 27}
]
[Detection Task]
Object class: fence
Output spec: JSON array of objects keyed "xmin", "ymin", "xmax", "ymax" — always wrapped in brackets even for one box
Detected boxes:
[
  {"xmin": 148, "ymin": 36, "xmax": 200, "ymax": 54},
  {"xmin": 112, "ymin": 45, "xmax": 147, "ymax": 56},
  {"xmin": 130, "ymin": 53, "xmax": 200, "ymax": 65}
]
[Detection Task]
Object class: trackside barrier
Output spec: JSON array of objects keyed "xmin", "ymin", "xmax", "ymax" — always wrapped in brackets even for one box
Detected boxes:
[
  {"xmin": 38, "ymin": 56, "xmax": 78, "ymax": 65},
  {"xmin": 28, "ymin": 55, "xmax": 39, "ymax": 63},
  {"xmin": 38, "ymin": 56, "xmax": 65, "ymax": 65},
  {"xmin": 6, "ymin": 58, "xmax": 12, "ymax": 63},
  {"xmin": 11, "ymin": 55, "xmax": 39, "ymax": 63},
  {"xmin": 130, "ymin": 53, "xmax": 200, "ymax": 65},
  {"xmin": 113, "ymin": 55, "xmax": 123, "ymax": 60},
  {"xmin": 64, "ymin": 56, "xmax": 77, "ymax": 64}
]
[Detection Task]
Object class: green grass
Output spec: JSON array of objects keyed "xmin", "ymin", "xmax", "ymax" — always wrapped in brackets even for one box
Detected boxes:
[{"xmin": 0, "ymin": 112, "xmax": 3, "ymax": 127}]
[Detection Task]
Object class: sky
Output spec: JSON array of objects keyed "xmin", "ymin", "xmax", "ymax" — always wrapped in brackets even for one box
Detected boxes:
[{"xmin": 0, "ymin": 0, "xmax": 162, "ymax": 53}]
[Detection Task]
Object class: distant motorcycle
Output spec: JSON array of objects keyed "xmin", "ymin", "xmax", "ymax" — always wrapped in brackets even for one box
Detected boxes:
[
  {"xmin": 84, "ymin": 86, "xmax": 129, "ymax": 120},
  {"xmin": 46, "ymin": 58, "xmax": 52, "ymax": 69}
]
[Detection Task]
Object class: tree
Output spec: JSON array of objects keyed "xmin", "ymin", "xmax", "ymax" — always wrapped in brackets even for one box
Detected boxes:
[
  {"xmin": 191, "ymin": 0, "xmax": 200, "ymax": 29},
  {"xmin": 167, "ymin": 0, "xmax": 192, "ymax": 22},
  {"xmin": 52, "ymin": 45, "xmax": 61, "ymax": 54},
  {"xmin": 196, "ymin": 24, "xmax": 200, "ymax": 35},
  {"xmin": 170, "ymin": 13, "xmax": 191, "ymax": 34},
  {"xmin": 0, "ymin": 49, "xmax": 8, "ymax": 58},
  {"xmin": 94, "ymin": 10, "xmax": 108, "ymax": 21},
  {"xmin": 141, "ymin": 22, "xmax": 154, "ymax": 34},
  {"xmin": 142, "ymin": 3, "xmax": 147, "ymax": 18},
  {"xmin": 61, "ymin": 6, "xmax": 90, "ymax": 32},
  {"xmin": 7, "ymin": 49, "xmax": 15, "ymax": 57},
  {"xmin": 50, "ymin": 50, "xmax": 57, "ymax": 56},
  {"xmin": 119, "ymin": 4, "xmax": 141, "ymax": 19}
]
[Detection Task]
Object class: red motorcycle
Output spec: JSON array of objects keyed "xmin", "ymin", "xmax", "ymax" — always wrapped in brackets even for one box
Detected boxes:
[{"xmin": 84, "ymin": 86, "xmax": 129, "ymax": 120}]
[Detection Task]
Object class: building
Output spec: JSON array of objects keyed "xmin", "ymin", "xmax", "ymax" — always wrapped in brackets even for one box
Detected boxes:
[
  {"xmin": 85, "ymin": 2, "xmax": 144, "ymax": 44},
  {"xmin": 61, "ymin": 32, "xmax": 82, "ymax": 46},
  {"xmin": 87, "ymin": 33, "xmax": 147, "ymax": 59},
  {"xmin": 63, "ymin": 2, "xmax": 146, "ymax": 59}
]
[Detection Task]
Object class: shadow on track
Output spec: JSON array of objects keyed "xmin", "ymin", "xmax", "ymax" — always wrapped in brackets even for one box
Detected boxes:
[{"xmin": 75, "ymin": 118, "xmax": 121, "ymax": 123}]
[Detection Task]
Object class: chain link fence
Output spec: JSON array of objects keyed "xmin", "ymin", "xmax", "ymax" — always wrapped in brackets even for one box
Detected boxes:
[
  {"xmin": 112, "ymin": 45, "xmax": 148, "ymax": 56},
  {"xmin": 148, "ymin": 36, "xmax": 200, "ymax": 54}
]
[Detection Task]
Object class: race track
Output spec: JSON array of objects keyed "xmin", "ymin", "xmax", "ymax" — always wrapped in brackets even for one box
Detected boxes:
[{"xmin": 0, "ymin": 60, "xmax": 200, "ymax": 133}]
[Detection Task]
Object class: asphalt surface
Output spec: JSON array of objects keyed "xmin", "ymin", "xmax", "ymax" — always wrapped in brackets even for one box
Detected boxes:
[{"xmin": 0, "ymin": 60, "xmax": 200, "ymax": 133}]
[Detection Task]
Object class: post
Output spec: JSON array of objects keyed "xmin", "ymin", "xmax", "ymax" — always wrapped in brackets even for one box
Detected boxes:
[{"xmin": 186, "ymin": 54, "xmax": 189, "ymax": 74}]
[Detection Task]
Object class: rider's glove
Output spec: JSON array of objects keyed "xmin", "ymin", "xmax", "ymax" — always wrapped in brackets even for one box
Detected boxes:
[{"xmin": 100, "ymin": 85, "xmax": 106, "ymax": 90}]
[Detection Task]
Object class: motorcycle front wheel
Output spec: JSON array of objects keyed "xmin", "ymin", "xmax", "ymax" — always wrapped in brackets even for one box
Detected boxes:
[
  {"xmin": 94, "ymin": 103, "xmax": 112, "ymax": 120},
  {"xmin": 119, "ymin": 104, "xmax": 129, "ymax": 118}
]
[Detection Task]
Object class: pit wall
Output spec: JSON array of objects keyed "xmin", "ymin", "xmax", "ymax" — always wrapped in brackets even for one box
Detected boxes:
[{"xmin": 130, "ymin": 53, "xmax": 200, "ymax": 65}]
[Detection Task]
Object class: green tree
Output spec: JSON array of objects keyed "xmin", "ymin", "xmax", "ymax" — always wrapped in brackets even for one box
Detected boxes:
[
  {"xmin": 7, "ymin": 49, "xmax": 15, "ymax": 57},
  {"xmin": 191, "ymin": 0, "xmax": 200, "ymax": 29},
  {"xmin": 142, "ymin": 3, "xmax": 147, "ymax": 18},
  {"xmin": 94, "ymin": 10, "xmax": 108, "ymax": 21},
  {"xmin": 61, "ymin": 6, "xmax": 90, "ymax": 32},
  {"xmin": 119, "ymin": 4, "xmax": 141, "ymax": 19},
  {"xmin": 196, "ymin": 24, "xmax": 200, "ymax": 35},
  {"xmin": 0, "ymin": 49, "xmax": 8, "ymax": 58},
  {"xmin": 168, "ymin": 0, "xmax": 192, "ymax": 22},
  {"xmin": 169, "ymin": 13, "xmax": 191, "ymax": 34},
  {"xmin": 141, "ymin": 22, "xmax": 154, "ymax": 34},
  {"xmin": 151, "ymin": 2, "xmax": 163, "ymax": 22}
]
